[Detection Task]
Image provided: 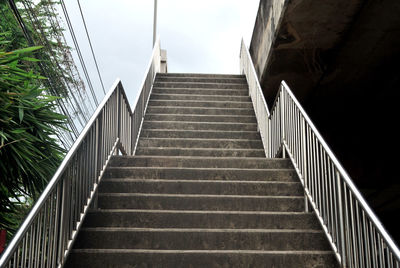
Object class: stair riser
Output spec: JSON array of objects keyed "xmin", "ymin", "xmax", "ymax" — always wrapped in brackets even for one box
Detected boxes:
[
  {"xmin": 140, "ymin": 129, "xmax": 260, "ymax": 139},
  {"xmin": 148, "ymin": 100, "xmax": 253, "ymax": 109},
  {"xmin": 109, "ymin": 157, "xmax": 292, "ymax": 169},
  {"xmin": 154, "ymin": 82, "xmax": 248, "ymax": 89},
  {"xmin": 150, "ymin": 94, "xmax": 251, "ymax": 102},
  {"xmin": 145, "ymin": 114, "xmax": 257, "ymax": 123},
  {"xmin": 83, "ymin": 211, "xmax": 319, "ymax": 229},
  {"xmin": 137, "ymin": 139, "xmax": 263, "ymax": 149},
  {"xmin": 142, "ymin": 121, "xmax": 257, "ymax": 131},
  {"xmin": 157, "ymin": 73, "xmax": 245, "ymax": 78},
  {"xmin": 75, "ymin": 230, "xmax": 329, "ymax": 251},
  {"xmin": 97, "ymin": 194, "xmax": 304, "ymax": 211},
  {"xmin": 135, "ymin": 147, "xmax": 265, "ymax": 157},
  {"xmin": 152, "ymin": 88, "xmax": 248, "ymax": 96},
  {"xmin": 104, "ymin": 168, "xmax": 298, "ymax": 182},
  {"xmin": 99, "ymin": 180, "xmax": 303, "ymax": 196},
  {"xmin": 146, "ymin": 106, "xmax": 254, "ymax": 116},
  {"xmin": 66, "ymin": 251, "xmax": 339, "ymax": 268},
  {"xmin": 155, "ymin": 77, "xmax": 247, "ymax": 84}
]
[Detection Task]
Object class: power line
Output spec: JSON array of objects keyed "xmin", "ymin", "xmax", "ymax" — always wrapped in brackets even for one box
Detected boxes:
[
  {"xmin": 7, "ymin": 0, "xmax": 80, "ymax": 142},
  {"xmin": 77, "ymin": 0, "xmax": 106, "ymax": 95},
  {"xmin": 60, "ymin": 0, "xmax": 99, "ymax": 107}
]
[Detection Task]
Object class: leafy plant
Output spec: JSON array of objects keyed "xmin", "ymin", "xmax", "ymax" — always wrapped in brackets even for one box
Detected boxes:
[{"xmin": 0, "ymin": 40, "xmax": 66, "ymax": 239}]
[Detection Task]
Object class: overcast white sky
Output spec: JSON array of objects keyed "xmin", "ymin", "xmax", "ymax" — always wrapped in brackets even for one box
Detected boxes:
[{"xmin": 59, "ymin": 0, "xmax": 260, "ymax": 107}]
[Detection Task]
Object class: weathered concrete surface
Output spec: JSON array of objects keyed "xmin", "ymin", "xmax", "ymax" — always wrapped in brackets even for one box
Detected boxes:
[
  {"xmin": 250, "ymin": 0, "xmax": 364, "ymax": 106},
  {"xmin": 250, "ymin": 0, "xmax": 400, "ymax": 243}
]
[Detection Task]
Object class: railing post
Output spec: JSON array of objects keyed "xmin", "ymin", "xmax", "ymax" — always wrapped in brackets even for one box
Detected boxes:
[
  {"xmin": 117, "ymin": 84, "xmax": 121, "ymax": 154},
  {"xmin": 302, "ymin": 118, "xmax": 309, "ymax": 212},
  {"xmin": 280, "ymin": 85, "xmax": 286, "ymax": 158},
  {"xmin": 336, "ymin": 170, "xmax": 347, "ymax": 267}
]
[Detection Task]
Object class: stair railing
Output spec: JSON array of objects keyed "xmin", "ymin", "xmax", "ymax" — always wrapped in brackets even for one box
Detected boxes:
[
  {"xmin": 0, "ymin": 38, "xmax": 163, "ymax": 268},
  {"xmin": 240, "ymin": 38, "xmax": 400, "ymax": 267}
]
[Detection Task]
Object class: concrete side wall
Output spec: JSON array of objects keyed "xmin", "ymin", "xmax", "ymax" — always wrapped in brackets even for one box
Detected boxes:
[{"xmin": 249, "ymin": 0, "xmax": 287, "ymax": 81}]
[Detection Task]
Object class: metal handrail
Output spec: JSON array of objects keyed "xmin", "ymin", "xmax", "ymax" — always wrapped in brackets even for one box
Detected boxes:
[
  {"xmin": 239, "ymin": 39, "xmax": 271, "ymax": 158},
  {"xmin": 240, "ymin": 39, "xmax": 400, "ymax": 267},
  {"xmin": 0, "ymin": 38, "xmax": 162, "ymax": 268}
]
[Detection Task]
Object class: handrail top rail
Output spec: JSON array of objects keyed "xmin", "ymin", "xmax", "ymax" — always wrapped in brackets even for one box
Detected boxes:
[
  {"xmin": 131, "ymin": 36, "xmax": 161, "ymax": 110},
  {"xmin": 0, "ymin": 77, "xmax": 123, "ymax": 265},
  {"xmin": 277, "ymin": 80, "xmax": 400, "ymax": 259},
  {"xmin": 240, "ymin": 39, "xmax": 271, "ymax": 117}
]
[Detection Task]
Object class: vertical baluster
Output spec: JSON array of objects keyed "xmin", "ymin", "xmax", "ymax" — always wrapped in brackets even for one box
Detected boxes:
[
  {"xmin": 349, "ymin": 193, "xmax": 359, "ymax": 267},
  {"xmin": 343, "ymin": 184, "xmax": 353, "ymax": 268},
  {"xmin": 336, "ymin": 170, "xmax": 347, "ymax": 266},
  {"xmin": 301, "ymin": 117, "xmax": 308, "ymax": 211},
  {"xmin": 355, "ymin": 200, "xmax": 364, "ymax": 268},
  {"xmin": 363, "ymin": 211, "xmax": 371, "ymax": 268}
]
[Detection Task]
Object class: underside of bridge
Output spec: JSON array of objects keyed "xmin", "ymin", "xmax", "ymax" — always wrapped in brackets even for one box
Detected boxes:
[{"xmin": 250, "ymin": 0, "xmax": 400, "ymax": 243}]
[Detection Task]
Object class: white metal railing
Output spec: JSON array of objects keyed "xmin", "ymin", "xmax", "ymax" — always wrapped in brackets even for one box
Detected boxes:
[
  {"xmin": 240, "ymin": 38, "xmax": 400, "ymax": 267},
  {"xmin": 0, "ymin": 38, "xmax": 163, "ymax": 268}
]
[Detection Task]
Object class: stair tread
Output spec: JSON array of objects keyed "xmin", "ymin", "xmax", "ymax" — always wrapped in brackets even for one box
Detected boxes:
[
  {"xmin": 89, "ymin": 209, "xmax": 312, "ymax": 215},
  {"xmin": 71, "ymin": 248, "xmax": 335, "ymax": 254},
  {"xmin": 98, "ymin": 193, "xmax": 303, "ymax": 199},
  {"xmin": 80, "ymin": 227, "xmax": 323, "ymax": 233}
]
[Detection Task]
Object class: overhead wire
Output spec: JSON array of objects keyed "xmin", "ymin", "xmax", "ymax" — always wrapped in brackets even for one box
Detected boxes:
[
  {"xmin": 77, "ymin": 0, "xmax": 106, "ymax": 95},
  {"xmin": 47, "ymin": 1, "xmax": 96, "ymax": 114},
  {"xmin": 7, "ymin": 0, "xmax": 79, "ymax": 143},
  {"xmin": 22, "ymin": 0, "xmax": 89, "ymax": 128},
  {"xmin": 59, "ymin": 0, "xmax": 99, "ymax": 107}
]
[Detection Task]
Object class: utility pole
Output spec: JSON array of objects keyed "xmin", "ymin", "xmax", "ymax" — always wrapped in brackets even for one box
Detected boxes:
[{"xmin": 153, "ymin": 0, "xmax": 157, "ymax": 47}]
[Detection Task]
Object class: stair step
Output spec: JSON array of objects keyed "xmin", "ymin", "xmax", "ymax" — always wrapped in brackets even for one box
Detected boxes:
[
  {"xmin": 145, "ymin": 114, "xmax": 257, "ymax": 123},
  {"xmin": 154, "ymin": 82, "xmax": 248, "ymax": 90},
  {"xmin": 155, "ymin": 76, "xmax": 247, "ymax": 84},
  {"xmin": 152, "ymin": 88, "xmax": 248, "ymax": 96},
  {"xmin": 135, "ymin": 147, "xmax": 265, "ymax": 157},
  {"xmin": 140, "ymin": 129, "xmax": 260, "ymax": 139},
  {"xmin": 148, "ymin": 100, "xmax": 253, "ymax": 108},
  {"xmin": 150, "ymin": 93, "xmax": 251, "ymax": 102},
  {"xmin": 97, "ymin": 193, "xmax": 304, "ymax": 211},
  {"xmin": 99, "ymin": 179, "xmax": 303, "ymax": 196},
  {"xmin": 83, "ymin": 210, "xmax": 319, "ymax": 229},
  {"xmin": 74, "ymin": 228, "xmax": 329, "ymax": 251},
  {"xmin": 66, "ymin": 249, "xmax": 338, "ymax": 268},
  {"xmin": 137, "ymin": 138, "xmax": 263, "ymax": 149},
  {"xmin": 146, "ymin": 106, "xmax": 254, "ymax": 116},
  {"xmin": 142, "ymin": 121, "xmax": 257, "ymax": 131},
  {"xmin": 103, "ymin": 167, "xmax": 297, "ymax": 181},
  {"xmin": 157, "ymin": 73, "xmax": 245, "ymax": 78},
  {"xmin": 109, "ymin": 156, "xmax": 292, "ymax": 169}
]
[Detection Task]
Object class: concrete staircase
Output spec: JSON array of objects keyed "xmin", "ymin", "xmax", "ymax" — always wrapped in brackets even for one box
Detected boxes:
[{"xmin": 66, "ymin": 73, "xmax": 339, "ymax": 267}]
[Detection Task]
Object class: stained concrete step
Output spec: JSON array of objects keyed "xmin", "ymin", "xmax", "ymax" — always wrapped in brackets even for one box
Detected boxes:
[
  {"xmin": 144, "ymin": 114, "xmax": 257, "ymax": 123},
  {"xmin": 157, "ymin": 73, "xmax": 245, "ymax": 78},
  {"xmin": 83, "ymin": 210, "xmax": 319, "ymax": 229},
  {"xmin": 138, "ymin": 138, "xmax": 263, "ymax": 149},
  {"xmin": 109, "ymin": 156, "xmax": 292, "ymax": 169},
  {"xmin": 150, "ymin": 93, "xmax": 251, "ymax": 102},
  {"xmin": 99, "ymin": 179, "xmax": 303, "ymax": 196},
  {"xmin": 66, "ymin": 249, "xmax": 338, "ymax": 268},
  {"xmin": 154, "ymin": 82, "xmax": 248, "ymax": 90},
  {"xmin": 152, "ymin": 88, "xmax": 248, "ymax": 96},
  {"xmin": 140, "ymin": 129, "xmax": 260, "ymax": 139},
  {"xmin": 146, "ymin": 106, "xmax": 254, "ymax": 116},
  {"xmin": 135, "ymin": 147, "xmax": 265, "ymax": 157},
  {"xmin": 142, "ymin": 121, "xmax": 257, "ymax": 131},
  {"xmin": 74, "ymin": 228, "xmax": 329, "ymax": 251},
  {"xmin": 155, "ymin": 76, "xmax": 247, "ymax": 84},
  {"xmin": 104, "ymin": 167, "xmax": 297, "ymax": 181},
  {"xmin": 97, "ymin": 193, "xmax": 304, "ymax": 211},
  {"xmin": 148, "ymin": 100, "xmax": 253, "ymax": 109}
]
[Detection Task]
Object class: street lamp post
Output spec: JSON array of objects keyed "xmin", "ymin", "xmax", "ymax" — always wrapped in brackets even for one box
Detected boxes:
[{"xmin": 153, "ymin": 0, "xmax": 157, "ymax": 47}]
